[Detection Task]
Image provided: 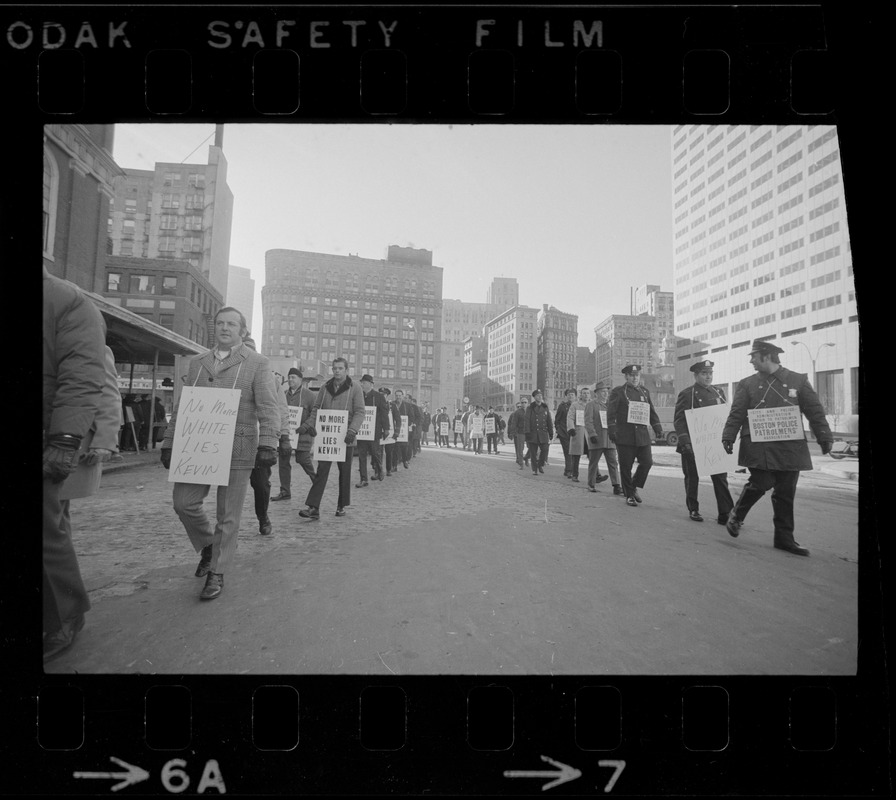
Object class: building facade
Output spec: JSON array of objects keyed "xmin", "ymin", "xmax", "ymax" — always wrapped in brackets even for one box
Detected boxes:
[
  {"xmin": 536, "ymin": 304, "xmax": 579, "ymax": 409},
  {"xmin": 594, "ymin": 314, "xmax": 659, "ymax": 388},
  {"xmin": 576, "ymin": 346, "xmax": 596, "ymax": 388},
  {"xmin": 485, "ymin": 305, "xmax": 538, "ymax": 409},
  {"xmin": 632, "ymin": 284, "xmax": 676, "ymax": 365},
  {"xmin": 462, "ymin": 335, "xmax": 489, "ymax": 407},
  {"xmin": 226, "ymin": 265, "xmax": 256, "ymax": 332},
  {"xmin": 107, "ymin": 130, "xmax": 233, "ymax": 299},
  {"xmin": 261, "ymin": 246, "xmax": 443, "ymax": 406},
  {"xmin": 671, "ymin": 124, "xmax": 857, "ymax": 432},
  {"xmin": 486, "ymin": 276, "xmax": 520, "ymax": 308}
]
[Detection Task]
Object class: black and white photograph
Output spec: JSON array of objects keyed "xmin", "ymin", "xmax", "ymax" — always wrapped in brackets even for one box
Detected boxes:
[{"xmin": 42, "ymin": 121, "xmax": 858, "ymax": 675}]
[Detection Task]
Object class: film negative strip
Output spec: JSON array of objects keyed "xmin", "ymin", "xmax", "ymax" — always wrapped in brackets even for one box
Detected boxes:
[{"xmin": 6, "ymin": 1, "xmax": 886, "ymax": 796}]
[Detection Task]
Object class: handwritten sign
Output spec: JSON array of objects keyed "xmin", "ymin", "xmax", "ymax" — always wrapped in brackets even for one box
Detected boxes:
[
  {"xmin": 379, "ymin": 412, "xmax": 393, "ymax": 446},
  {"xmin": 599, "ymin": 409, "xmax": 608, "ymax": 429},
  {"xmin": 314, "ymin": 409, "xmax": 348, "ymax": 461},
  {"xmin": 627, "ymin": 401, "xmax": 650, "ymax": 426},
  {"xmin": 168, "ymin": 387, "xmax": 240, "ymax": 486},
  {"xmin": 685, "ymin": 405, "xmax": 738, "ymax": 476},
  {"xmin": 748, "ymin": 405, "xmax": 804, "ymax": 442},
  {"xmin": 454, "ymin": 420, "xmax": 464, "ymax": 434},
  {"xmin": 575, "ymin": 409, "xmax": 585, "ymax": 427},
  {"xmin": 470, "ymin": 416, "xmax": 484, "ymax": 437},
  {"xmin": 484, "ymin": 417, "xmax": 496, "ymax": 434},
  {"xmin": 288, "ymin": 406, "xmax": 303, "ymax": 449},
  {"xmin": 440, "ymin": 421, "xmax": 450, "ymax": 436},
  {"xmin": 397, "ymin": 414, "xmax": 409, "ymax": 443},
  {"xmin": 357, "ymin": 405, "xmax": 376, "ymax": 441}
]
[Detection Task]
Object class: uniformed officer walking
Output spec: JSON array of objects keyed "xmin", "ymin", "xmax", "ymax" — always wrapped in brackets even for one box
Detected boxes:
[
  {"xmin": 607, "ymin": 364, "xmax": 664, "ymax": 507},
  {"xmin": 721, "ymin": 340, "xmax": 833, "ymax": 556},
  {"xmin": 673, "ymin": 360, "xmax": 734, "ymax": 523}
]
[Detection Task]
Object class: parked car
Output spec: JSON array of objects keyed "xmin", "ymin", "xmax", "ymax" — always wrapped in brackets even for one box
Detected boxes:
[{"xmin": 653, "ymin": 406, "xmax": 679, "ymax": 447}]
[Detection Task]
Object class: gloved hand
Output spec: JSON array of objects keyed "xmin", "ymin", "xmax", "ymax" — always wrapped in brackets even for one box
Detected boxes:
[
  {"xmin": 820, "ymin": 440, "xmax": 833, "ymax": 455},
  {"xmin": 160, "ymin": 448, "xmax": 172, "ymax": 469},
  {"xmin": 589, "ymin": 435, "xmax": 598, "ymax": 445},
  {"xmin": 81, "ymin": 447, "xmax": 113, "ymax": 466},
  {"xmin": 255, "ymin": 446, "xmax": 278, "ymax": 468},
  {"xmin": 653, "ymin": 424, "xmax": 664, "ymax": 438},
  {"xmin": 680, "ymin": 442, "xmax": 693, "ymax": 456},
  {"xmin": 344, "ymin": 430, "xmax": 356, "ymax": 445},
  {"xmin": 567, "ymin": 429, "xmax": 576, "ymax": 438},
  {"xmin": 278, "ymin": 434, "xmax": 293, "ymax": 458},
  {"xmin": 297, "ymin": 423, "xmax": 317, "ymax": 437},
  {"xmin": 722, "ymin": 440, "xmax": 734, "ymax": 455},
  {"xmin": 392, "ymin": 432, "xmax": 399, "ymax": 440},
  {"xmin": 42, "ymin": 437, "xmax": 82, "ymax": 483},
  {"xmin": 607, "ymin": 426, "xmax": 617, "ymax": 443}
]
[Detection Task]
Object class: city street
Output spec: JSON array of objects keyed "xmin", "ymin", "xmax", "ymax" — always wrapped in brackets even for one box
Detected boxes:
[{"xmin": 46, "ymin": 443, "xmax": 859, "ymax": 675}]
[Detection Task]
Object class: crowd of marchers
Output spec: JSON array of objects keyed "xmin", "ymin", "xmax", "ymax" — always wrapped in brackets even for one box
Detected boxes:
[{"xmin": 43, "ymin": 285, "xmax": 835, "ymax": 663}]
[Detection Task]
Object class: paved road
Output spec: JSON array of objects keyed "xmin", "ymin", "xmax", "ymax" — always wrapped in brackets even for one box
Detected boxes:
[{"xmin": 47, "ymin": 444, "xmax": 858, "ymax": 675}]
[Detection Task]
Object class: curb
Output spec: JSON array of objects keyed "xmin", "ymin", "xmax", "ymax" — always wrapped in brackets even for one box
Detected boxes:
[{"xmin": 819, "ymin": 465, "xmax": 858, "ymax": 481}]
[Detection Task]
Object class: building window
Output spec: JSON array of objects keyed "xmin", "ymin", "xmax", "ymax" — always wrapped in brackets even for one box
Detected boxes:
[
  {"xmin": 816, "ymin": 369, "xmax": 844, "ymax": 416},
  {"xmin": 183, "ymin": 236, "xmax": 202, "ymax": 253},
  {"xmin": 129, "ymin": 275, "xmax": 155, "ymax": 294},
  {"xmin": 162, "ymin": 276, "xmax": 178, "ymax": 295},
  {"xmin": 163, "ymin": 171, "xmax": 182, "ymax": 184},
  {"xmin": 107, "ymin": 273, "xmax": 122, "ymax": 292},
  {"xmin": 185, "ymin": 194, "xmax": 203, "ymax": 210},
  {"xmin": 850, "ymin": 367, "xmax": 859, "ymax": 415},
  {"xmin": 159, "ymin": 314, "xmax": 175, "ymax": 330},
  {"xmin": 160, "ymin": 215, "xmax": 178, "ymax": 230},
  {"xmin": 120, "ymin": 241, "xmax": 134, "ymax": 256},
  {"xmin": 159, "ymin": 236, "xmax": 177, "ymax": 254},
  {"xmin": 188, "ymin": 173, "xmax": 206, "ymax": 188},
  {"xmin": 161, "ymin": 194, "xmax": 180, "ymax": 209},
  {"xmin": 184, "ymin": 215, "xmax": 202, "ymax": 231}
]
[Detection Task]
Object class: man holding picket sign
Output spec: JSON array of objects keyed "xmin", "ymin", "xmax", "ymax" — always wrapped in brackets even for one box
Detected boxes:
[
  {"xmin": 161, "ymin": 307, "xmax": 281, "ymax": 601},
  {"xmin": 297, "ymin": 357, "xmax": 366, "ymax": 519}
]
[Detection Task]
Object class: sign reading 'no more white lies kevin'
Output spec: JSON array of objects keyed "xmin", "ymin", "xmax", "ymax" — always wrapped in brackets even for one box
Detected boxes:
[
  {"xmin": 357, "ymin": 406, "xmax": 376, "ymax": 441},
  {"xmin": 168, "ymin": 387, "xmax": 240, "ymax": 486},
  {"xmin": 314, "ymin": 409, "xmax": 348, "ymax": 462},
  {"xmin": 685, "ymin": 404, "xmax": 739, "ymax": 477},
  {"xmin": 748, "ymin": 405, "xmax": 805, "ymax": 442}
]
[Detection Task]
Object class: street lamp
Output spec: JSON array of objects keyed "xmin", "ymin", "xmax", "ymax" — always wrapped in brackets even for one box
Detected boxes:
[
  {"xmin": 406, "ymin": 321, "xmax": 422, "ymax": 405},
  {"xmin": 790, "ymin": 340, "xmax": 835, "ymax": 387}
]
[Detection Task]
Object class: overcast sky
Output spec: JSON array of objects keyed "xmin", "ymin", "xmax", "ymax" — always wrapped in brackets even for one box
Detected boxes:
[{"xmin": 112, "ymin": 123, "xmax": 673, "ymax": 347}]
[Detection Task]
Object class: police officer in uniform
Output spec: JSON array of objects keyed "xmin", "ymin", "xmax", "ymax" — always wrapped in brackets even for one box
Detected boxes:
[
  {"xmin": 607, "ymin": 364, "xmax": 663, "ymax": 507},
  {"xmin": 673, "ymin": 360, "xmax": 734, "ymax": 524},
  {"xmin": 721, "ymin": 340, "xmax": 833, "ymax": 556}
]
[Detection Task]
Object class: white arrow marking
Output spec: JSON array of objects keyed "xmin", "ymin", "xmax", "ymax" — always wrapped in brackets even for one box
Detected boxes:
[
  {"xmin": 504, "ymin": 754, "xmax": 582, "ymax": 791},
  {"xmin": 74, "ymin": 756, "xmax": 150, "ymax": 792}
]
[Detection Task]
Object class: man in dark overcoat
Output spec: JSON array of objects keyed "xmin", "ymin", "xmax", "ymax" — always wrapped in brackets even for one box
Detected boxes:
[
  {"xmin": 272, "ymin": 367, "xmax": 316, "ymax": 501},
  {"xmin": 356, "ymin": 374, "xmax": 390, "ymax": 486},
  {"xmin": 554, "ymin": 388, "xmax": 576, "ymax": 478},
  {"xmin": 583, "ymin": 381, "xmax": 620, "ymax": 493},
  {"xmin": 607, "ymin": 364, "xmax": 663, "ymax": 507},
  {"xmin": 721, "ymin": 340, "xmax": 833, "ymax": 556},
  {"xmin": 674, "ymin": 359, "xmax": 735, "ymax": 524},
  {"xmin": 525, "ymin": 389, "xmax": 554, "ymax": 475}
]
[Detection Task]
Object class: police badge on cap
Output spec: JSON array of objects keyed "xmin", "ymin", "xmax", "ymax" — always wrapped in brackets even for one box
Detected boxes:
[
  {"xmin": 621, "ymin": 364, "xmax": 642, "ymax": 375},
  {"xmin": 689, "ymin": 360, "xmax": 715, "ymax": 373}
]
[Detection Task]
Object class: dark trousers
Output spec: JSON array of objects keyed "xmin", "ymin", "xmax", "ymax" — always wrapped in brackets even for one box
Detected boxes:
[
  {"xmin": 570, "ymin": 453, "xmax": 581, "ymax": 478},
  {"xmin": 588, "ymin": 447, "xmax": 620, "ymax": 486},
  {"xmin": 250, "ymin": 464, "xmax": 272, "ymax": 521},
  {"xmin": 357, "ymin": 439, "xmax": 383, "ymax": 481},
  {"xmin": 384, "ymin": 442, "xmax": 397, "ymax": 472},
  {"xmin": 278, "ymin": 448, "xmax": 315, "ymax": 493},
  {"xmin": 43, "ymin": 481, "xmax": 90, "ymax": 633},
  {"xmin": 527, "ymin": 441, "xmax": 549, "ymax": 471},
  {"xmin": 558, "ymin": 437, "xmax": 571, "ymax": 475},
  {"xmin": 616, "ymin": 443, "xmax": 654, "ymax": 498},
  {"xmin": 732, "ymin": 468, "xmax": 800, "ymax": 545},
  {"xmin": 681, "ymin": 453, "xmax": 734, "ymax": 516},
  {"xmin": 513, "ymin": 435, "xmax": 528, "ymax": 465},
  {"xmin": 399, "ymin": 441, "xmax": 411, "ymax": 464},
  {"xmin": 439, "ymin": 434, "xmax": 449, "ymax": 447},
  {"xmin": 486, "ymin": 433, "xmax": 498, "ymax": 453},
  {"xmin": 472, "ymin": 435, "xmax": 483, "ymax": 453},
  {"xmin": 306, "ymin": 447, "xmax": 354, "ymax": 509}
]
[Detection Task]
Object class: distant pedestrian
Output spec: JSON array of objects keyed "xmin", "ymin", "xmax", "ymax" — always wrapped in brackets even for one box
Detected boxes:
[
  {"xmin": 607, "ymin": 364, "xmax": 664, "ymax": 507},
  {"xmin": 673, "ymin": 360, "xmax": 734, "ymax": 524},
  {"xmin": 452, "ymin": 408, "xmax": 464, "ymax": 448},
  {"xmin": 507, "ymin": 400, "xmax": 528, "ymax": 469},
  {"xmin": 469, "ymin": 406, "xmax": 485, "ymax": 454},
  {"xmin": 566, "ymin": 387, "xmax": 591, "ymax": 482},
  {"xmin": 525, "ymin": 389, "xmax": 554, "ymax": 475},
  {"xmin": 721, "ymin": 341, "xmax": 833, "ymax": 556},
  {"xmin": 583, "ymin": 381, "xmax": 620, "ymax": 493},
  {"xmin": 485, "ymin": 406, "xmax": 499, "ymax": 454}
]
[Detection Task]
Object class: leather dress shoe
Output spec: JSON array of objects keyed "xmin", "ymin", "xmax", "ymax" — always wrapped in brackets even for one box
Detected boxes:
[
  {"xmin": 271, "ymin": 490, "xmax": 291, "ymax": 501},
  {"xmin": 613, "ymin": 485, "xmax": 624, "ymax": 495},
  {"xmin": 571, "ymin": 476, "xmax": 580, "ymax": 482},
  {"xmin": 43, "ymin": 613, "xmax": 85, "ymax": 662},
  {"xmin": 625, "ymin": 496, "xmax": 638, "ymax": 507},
  {"xmin": 538, "ymin": 466, "xmax": 544, "ymax": 474},
  {"xmin": 632, "ymin": 490, "xmax": 642, "ymax": 503},
  {"xmin": 299, "ymin": 506, "xmax": 320, "ymax": 519},
  {"xmin": 595, "ymin": 475, "xmax": 610, "ymax": 484},
  {"xmin": 717, "ymin": 513, "xmax": 729, "ymax": 526},
  {"xmin": 518, "ymin": 464, "xmax": 524, "ymax": 470},
  {"xmin": 775, "ymin": 541, "xmax": 810, "ymax": 557},
  {"xmin": 726, "ymin": 516, "xmax": 742, "ymax": 538},
  {"xmin": 335, "ymin": 507, "xmax": 346, "ymax": 517},
  {"xmin": 587, "ymin": 486, "xmax": 598, "ymax": 493},
  {"xmin": 689, "ymin": 510, "xmax": 704, "ymax": 522},
  {"xmin": 195, "ymin": 544, "xmax": 213, "ymax": 577},
  {"xmin": 200, "ymin": 572, "xmax": 223, "ymax": 600},
  {"xmin": 356, "ymin": 480, "xmax": 369, "ymax": 488},
  {"xmin": 259, "ymin": 517, "xmax": 273, "ymax": 536}
]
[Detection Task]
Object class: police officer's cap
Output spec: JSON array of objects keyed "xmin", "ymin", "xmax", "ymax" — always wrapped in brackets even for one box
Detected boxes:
[
  {"xmin": 379, "ymin": 387, "xmax": 391, "ymax": 395},
  {"xmin": 621, "ymin": 364, "xmax": 642, "ymax": 375},
  {"xmin": 748, "ymin": 339, "xmax": 785, "ymax": 357},
  {"xmin": 531, "ymin": 389, "xmax": 543, "ymax": 397},
  {"xmin": 361, "ymin": 374, "xmax": 375, "ymax": 383},
  {"xmin": 689, "ymin": 360, "xmax": 715, "ymax": 373}
]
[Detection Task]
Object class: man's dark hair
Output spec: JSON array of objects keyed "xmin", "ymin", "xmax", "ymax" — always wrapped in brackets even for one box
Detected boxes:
[
  {"xmin": 332, "ymin": 356, "xmax": 348, "ymax": 369},
  {"xmin": 214, "ymin": 306, "xmax": 248, "ymax": 336}
]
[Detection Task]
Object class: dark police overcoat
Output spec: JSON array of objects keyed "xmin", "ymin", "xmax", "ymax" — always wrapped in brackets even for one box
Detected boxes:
[{"xmin": 607, "ymin": 383, "xmax": 661, "ymax": 447}]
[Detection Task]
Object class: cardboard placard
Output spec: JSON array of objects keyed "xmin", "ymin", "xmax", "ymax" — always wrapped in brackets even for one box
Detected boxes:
[
  {"xmin": 379, "ymin": 412, "xmax": 394, "ymax": 446},
  {"xmin": 168, "ymin": 386, "xmax": 240, "ymax": 486},
  {"xmin": 357, "ymin": 405, "xmax": 376, "ymax": 441},
  {"xmin": 685, "ymin": 404, "xmax": 739, "ymax": 476},
  {"xmin": 484, "ymin": 416, "xmax": 496, "ymax": 434},
  {"xmin": 627, "ymin": 401, "xmax": 650, "ymax": 426},
  {"xmin": 599, "ymin": 409, "xmax": 608, "ymax": 429},
  {"xmin": 454, "ymin": 420, "xmax": 464, "ymax": 434},
  {"xmin": 314, "ymin": 409, "xmax": 348, "ymax": 461},
  {"xmin": 288, "ymin": 405, "xmax": 303, "ymax": 449},
  {"xmin": 440, "ymin": 422, "xmax": 450, "ymax": 436},
  {"xmin": 575, "ymin": 408, "xmax": 585, "ymax": 427},
  {"xmin": 748, "ymin": 405, "xmax": 805, "ymax": 442},
  {"xmin": 470, "ymin": 416, "xmax": 484, "ymax": 437},
  {"xmin": 397, "ymin": 414, "xmax": 409, "ymax": 442}
]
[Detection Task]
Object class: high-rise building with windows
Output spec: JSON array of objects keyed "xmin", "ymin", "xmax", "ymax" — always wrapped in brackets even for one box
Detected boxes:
[
  {"xmin": 631, "ymin": 284, "xmax": 676, "ymax": 366},
  {"xmin": 226, "ymin": 265, "xmax": 255, "ymax": 332},
  {"xmin": 594, "ymin": 314, "xmax": 659, "ymax": 388},
  {"xmin": 536, "ymin": 304, "xmax": 578, "ymax": 409},
  {"xmin": 108, "ymin": 128, "xmax": 233, "ymax": 299},
  {"xmin": 261, "ymin": 245, "xmax": 443, "ymax": 406},
  {"xmin": 485, "ymin": 305, "xmax": 538, "ymax": 409},
  {"xmin": 576, "ymin": 346, "xmax": 596, "ymax": 388},
  {"xmin": 671, "ymin": 124, "xmax": 857, "ymax": 432},
  {"xmin": 486, "ymin": 276, "xmax": 520, "ymax": 308}
]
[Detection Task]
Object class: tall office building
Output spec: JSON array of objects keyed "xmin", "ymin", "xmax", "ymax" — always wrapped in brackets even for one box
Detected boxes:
[
  {"xmin": 108, "ymin": 127, "xmax": 234, "ymax": 299},
  {"xmin": 671, "ymin": 124, "xmax": 857, "ymax": 431},
  {"xmin": 486, "ymin": 276, "xmax": 520, "ymax": 308},
  {"xmin": 261, "ymin": 245, "xmax": 443, "ymax": 406},
  {"xmin": 536, "ymin": 304, "xmax": 578, "ymax": 409},
  {"xmin": 576, "ymin": 346, "xmax": 596, "ymax": 388},
  {"xmin": 594, "ymin": 314, "xmax": 659, "ymax": 388},
  {"xmin": 226, "ymin": 265, "xmax": 256, "ymax": 332},
  {"xmin": 631, "ymin": 284, "xmax": 676, "ymax": 366},
  {"xmin": 462, "ymin": 335, "xmax": 489, "ymax": 407},
  {"xmin": 485, "ymin": 305, "xmax": 538, "ymax": 409}
]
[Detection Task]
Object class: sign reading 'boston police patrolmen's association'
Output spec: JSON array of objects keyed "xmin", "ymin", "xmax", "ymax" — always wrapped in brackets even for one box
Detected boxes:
[
  {"xmin": 748, "ymin": 405, "xmax": 804, "ymax": 442},
  {"xmin": 627, "ymin": 401, "xmax": 650, "ymax": 425},
  {"xmin": 314, "ymin": 409, "xmax": 348, "ymax": 461},
  {"xmin": 168, "ymin": 387, "xmax": 240, "ymax": 486}
]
